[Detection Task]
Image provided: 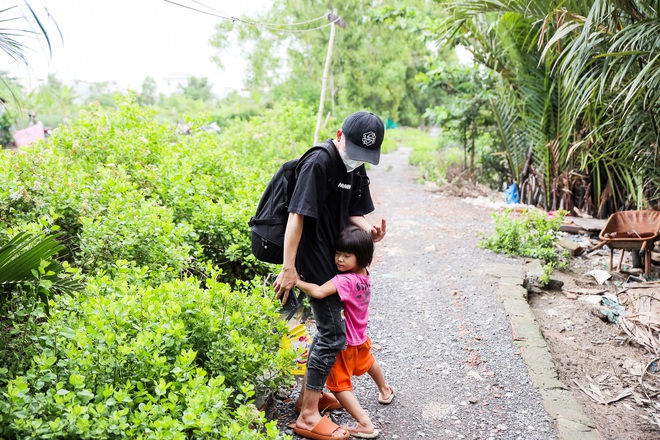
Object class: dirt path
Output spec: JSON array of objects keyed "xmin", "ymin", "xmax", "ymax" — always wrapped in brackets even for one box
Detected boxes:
[{"xmin": 273, "ymin": 147, "xmax": 558, "ymax": 439}]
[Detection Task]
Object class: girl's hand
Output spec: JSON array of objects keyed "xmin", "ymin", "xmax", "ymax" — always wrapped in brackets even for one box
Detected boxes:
[{"xmin": 371, "ymin": 218, "xmax": 387, "ymax": 242}]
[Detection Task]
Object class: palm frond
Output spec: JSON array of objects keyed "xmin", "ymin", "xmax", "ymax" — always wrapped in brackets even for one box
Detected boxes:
[
  {"xmin": 0, "ymin": 232, "xmax": 82, "ymax": 307},
  {"xmin": 0, "ymin": 1, "xmax": 60, "ymax": 65}
]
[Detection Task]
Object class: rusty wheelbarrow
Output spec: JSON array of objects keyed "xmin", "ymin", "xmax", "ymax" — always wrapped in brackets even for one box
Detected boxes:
[{"xmin": 598, "ymin": 210, "xmax": 660, "ymax": 276}]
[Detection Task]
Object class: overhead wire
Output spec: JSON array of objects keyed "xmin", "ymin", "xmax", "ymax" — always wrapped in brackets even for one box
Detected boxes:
[
  {"xmin": 163, "ymin": 0, "xmax": 332, "ymax": 34},
  {"xmin": 189, "ymin": 0, "xmax": 327, "ymax": 27}
]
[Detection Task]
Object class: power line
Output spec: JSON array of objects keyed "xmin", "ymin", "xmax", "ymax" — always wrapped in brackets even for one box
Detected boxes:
[
  {"xmin": 189, "ymin": 0, "xmax": 327, "ymax": 27},
  {"xmin": 163, "ymin": 0, "xmax": 332, "ymax": 34},
  {"xmin": 162, "ymin": 0, "xmax": 233, "ymax": 21}
]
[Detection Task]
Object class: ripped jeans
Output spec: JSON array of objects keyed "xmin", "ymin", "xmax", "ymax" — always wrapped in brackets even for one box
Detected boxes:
[{"xmin": 305, "ymin": 294, "xmax": 346, "ymax": 392}]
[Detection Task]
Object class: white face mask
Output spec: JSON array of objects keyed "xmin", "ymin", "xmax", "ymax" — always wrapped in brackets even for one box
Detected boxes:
[{"xmin": 338, "ymin": 147, "xmax": 364, "ymax": 172}]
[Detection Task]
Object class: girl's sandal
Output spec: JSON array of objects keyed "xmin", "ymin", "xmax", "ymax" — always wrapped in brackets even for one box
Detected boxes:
[
  {"xmin": 348, "ymin": 424, "xmax": 379, "ymax": 439},
  {"xmin": 378, "ymin": 386, "xmax": 395, "ymax": 405}
]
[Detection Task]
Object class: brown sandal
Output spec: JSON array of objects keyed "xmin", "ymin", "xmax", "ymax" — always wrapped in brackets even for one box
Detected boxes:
[{"xmin": 290, "ymin": 415, "xmax": 349, "ymax": 440}]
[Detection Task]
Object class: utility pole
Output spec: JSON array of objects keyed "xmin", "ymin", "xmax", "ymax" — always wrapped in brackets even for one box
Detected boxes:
[{"xmin": 314, "ymin": 10, "xmax": 346, "ymax": 144}]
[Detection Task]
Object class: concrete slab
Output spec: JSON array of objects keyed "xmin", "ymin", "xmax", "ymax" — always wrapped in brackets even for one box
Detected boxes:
[{"xmin": 487, "ymin": 262, "xmax": 598, "ymax": 439}]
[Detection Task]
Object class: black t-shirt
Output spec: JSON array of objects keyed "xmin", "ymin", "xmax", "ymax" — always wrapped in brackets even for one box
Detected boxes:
[{"xmin": 288, "ymin": 140, "xmax": 374, "ymax": 284}]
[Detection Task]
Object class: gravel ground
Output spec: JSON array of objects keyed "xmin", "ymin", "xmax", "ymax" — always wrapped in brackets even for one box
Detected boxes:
[{"xmin": 268, "ymin": 146, "xmax": 558, "ymax": 439}]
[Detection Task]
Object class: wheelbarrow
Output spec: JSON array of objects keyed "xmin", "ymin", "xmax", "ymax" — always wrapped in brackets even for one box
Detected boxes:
[{"xmin": 598, "ymin": 210, "xmax": 660, "ymax": 276}]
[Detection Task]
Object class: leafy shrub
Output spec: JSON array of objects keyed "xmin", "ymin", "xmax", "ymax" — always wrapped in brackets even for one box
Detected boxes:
[
  {"xmin": 0, "ymin": 98, "xmax": 266, "ymax": 284},
  {"xmin": 0, "ymin": 264, "xmax": 291, "ymax": 439},
  {"xmin": 0, "ymin": 99, "xmax": 322, "ymax": 437},
  {"xmin": 0, "ymin": 222, "xmax": 82, "ymax": 381},
  {"xmin": 479, "ymin": 209, "xmax": 569, "ymax": 284},
  {"xmin": 75, "ymin": 166, "xmax": 194, "ymax": 280},
  {"xmin": 387, "ymin": 127, "xmax": 448, "ymax": 182},
  {"xmin": 48, "ymin": 100, "xmax": 175, "ymax": 177},
  {"xmin": 219, "ymin": 101, "xmax": 331, "ymax": 166}
]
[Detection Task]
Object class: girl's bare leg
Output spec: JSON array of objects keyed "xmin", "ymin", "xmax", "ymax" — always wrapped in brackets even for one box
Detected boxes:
[
  {"xmin": 332, "ymin": 390, "xmax": 376, "ymax": 434},
  {"xmin": 367, "ymin": 360, "xmax": 393, "ymax": 401}
]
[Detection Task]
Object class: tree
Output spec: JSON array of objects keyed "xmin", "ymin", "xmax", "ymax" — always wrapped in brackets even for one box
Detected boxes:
[
  {"xmin": 24, "ymin": 73, "xmax": 78, "ymax": 127},
  {"xmin": 390, "ymin": 0, "xmax": 660, "ymax": 216},
  {"xmin": 538, "ymin": 0, "xmax": 660, "ymax": 214},
  {"xmin": 209, "ymin": 0, "xmax": 441, "ymax": 123},
  {"xmin": 420, "ymin": 57, "xmax": 497, "ymax": 172},
  {"xmin": 179, "ymin": 76, "xmax": 214, "ymax": 102},
  {"xmin": 86, "ymin": 81, "xmax": 117, "ymax": 107},
  {"xmin": 138, "ymin": 76, "xmax": 158, "ymax": 106}
]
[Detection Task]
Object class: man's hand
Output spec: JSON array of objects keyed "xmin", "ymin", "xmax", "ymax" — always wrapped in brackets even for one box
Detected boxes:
[
  {"xmin": 371, "ymin": 218, "xmax": 387, "ymax": 242},
  {"xmin": 273, "ymin": 266, "xmax": 298, "ymax": 305}
]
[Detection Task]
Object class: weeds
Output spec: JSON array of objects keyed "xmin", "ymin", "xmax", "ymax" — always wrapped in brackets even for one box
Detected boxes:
[{"xmin": 479, "ymin": 209, "xmax": 569, "ymax": 286}]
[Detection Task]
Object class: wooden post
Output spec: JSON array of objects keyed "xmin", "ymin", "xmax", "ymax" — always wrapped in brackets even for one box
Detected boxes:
[{"xmin": 314, "ymin": 10, "xmax": 340, "ymax": 144}]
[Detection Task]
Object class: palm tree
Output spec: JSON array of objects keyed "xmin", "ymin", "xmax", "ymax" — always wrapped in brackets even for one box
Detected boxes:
[
  {"xmin": 432, "ymin": 0, "xmax": 659, "ymax": 216},
  {"xmin": 540, "ymin": 0, "xmax": 660, "ymax": 214}
]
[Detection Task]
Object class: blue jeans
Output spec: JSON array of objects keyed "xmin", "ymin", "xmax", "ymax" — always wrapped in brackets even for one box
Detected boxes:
[{"xmin": 305, "ymin": 294, "xmax": 346, "ymax": 392}]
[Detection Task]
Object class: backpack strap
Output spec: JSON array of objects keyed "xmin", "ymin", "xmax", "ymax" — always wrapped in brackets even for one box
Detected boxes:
[{"xmin": 295, "ymin": 139, "xmax": 341, "ymax": 186}]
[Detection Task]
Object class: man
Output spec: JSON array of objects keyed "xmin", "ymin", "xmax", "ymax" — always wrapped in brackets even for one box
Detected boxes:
[{"xmin": 274, "ymin": 111, "xmax": 386, "ymax": 439}]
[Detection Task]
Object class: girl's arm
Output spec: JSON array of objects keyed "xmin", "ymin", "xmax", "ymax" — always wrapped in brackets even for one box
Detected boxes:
[
  {"xmin": 349, "ymin": 215, "xmax": 387, "ymax": 242},
  {"xmin": 295, "ymin": 278, "xmax": 337, "ymax": 299}
]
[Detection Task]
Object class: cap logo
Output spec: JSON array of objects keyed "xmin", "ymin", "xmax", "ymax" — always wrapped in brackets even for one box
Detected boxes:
[{"xmin": 362, "ymin": 131, "xmax": 377, "ymax": 147}]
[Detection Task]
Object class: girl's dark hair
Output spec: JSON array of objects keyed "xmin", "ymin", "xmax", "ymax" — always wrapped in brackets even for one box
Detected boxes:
[{"xmin": 335, "ymin": 225, "xmax": 374, "ymax": 268}]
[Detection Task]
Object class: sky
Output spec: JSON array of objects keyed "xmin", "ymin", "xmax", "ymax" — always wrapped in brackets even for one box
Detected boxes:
[{"xmin": 2, "ymin": 0, "xmax": 271, "ymax": 96}]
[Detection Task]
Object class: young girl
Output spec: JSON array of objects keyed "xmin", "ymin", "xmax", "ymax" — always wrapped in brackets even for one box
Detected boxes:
[{"xmin": 295, "ymin": 225, "xmax": 395, "ymax": 439}]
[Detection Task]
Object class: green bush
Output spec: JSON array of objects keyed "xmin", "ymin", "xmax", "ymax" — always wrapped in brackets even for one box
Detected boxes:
[
  {"xmin": 0, "ymin": 98, "xmax": 322, "ymax": 438},
  {"xmin": 0, "ymin": 264, "xmax": 291, "ymax": 439},
  {"xmin": 387, "ymin": 127, "xmax": 448, "ymax": 182},
  {"xmin": 0, "ymin": 220, "xmax": 83, "ymax": 381},
  {"xmin": 479, "ymin": 209, "xmax": 569, "ymax": 285},
  {"xmin": 0, "ymin": 98, "xmax": 268, "ymax": 284},
  {"xmin": 76, "ymin": 186, "xmax": 193, "ymax": 280}
]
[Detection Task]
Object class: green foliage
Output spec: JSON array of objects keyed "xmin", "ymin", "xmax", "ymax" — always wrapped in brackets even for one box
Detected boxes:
[
  {"xmin": 389, "ymin": 127, "xmax": 464, "ymax": 184},
  {"xmin": 379, "ymin": 134, "xmax": 398, "ymax": 156},
  {"xmin": 0, "ymin": 111, "xmax": 13, "ymax": 147},
  {"xmin": 416, "ymin": 0, "xmax": 660, "ymax": 214},
  {"xmin": 179, "ymin": 76, "xmax": 215, "ymax": 102},
  {"xmin": 0, "ymin": 3, "xmax": 56, "ymax": 69},
  {"xmin": 23, "ymin": 74, "xmax": 81, "ymax": 128},
  {"xmin": 210, "ymin": 0, "xmax": 441, "ymax": 124},
  {"xmin": 479, "ymin": 209, "xmax": 569, "ymax": 283},
  {"xmin": 75, "ymin": 176, "xmax": 193, "ymax": 279},
  {"xmin": 204, "ymin": 91, "xmax": 263, "ymax": 130},
  {"xmin": 219, "ymin": 100, "xmax": 326, "ymax": 166},
  {"xmin": 0, "ymin": 265, "xmax": 290, "ymax": 439},
  {"xmin": 0, "ymin": 297, "xmax": 46, "ymax": 388},
  {"xmin": 0, "ymin": 230, "xmax": 81, "ymax": 304},
  {"xmin": 0, "ymin": 226, "xmax": 82, "ymax": 383},
  {"xmin": 1, "ymin": 98, "xmax": 330, "ymax": 285},
  {"xmin": 138, "ymin": 76, "xmax": 158, "ymax": 107},
  {"xmin": 0, "ymin": 97, "xmax": 333, "ymax": 439}
]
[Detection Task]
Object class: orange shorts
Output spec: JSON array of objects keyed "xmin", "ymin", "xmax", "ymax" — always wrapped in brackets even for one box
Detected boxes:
[{"xmin": 326, "ymin": 337, "xmax": 375, "ymax": 392}]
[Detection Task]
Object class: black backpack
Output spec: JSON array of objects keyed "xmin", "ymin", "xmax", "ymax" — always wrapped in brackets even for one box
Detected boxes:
[{"xmin": 248, "ymin": 140, "xmax": 339, "ymax": 264}]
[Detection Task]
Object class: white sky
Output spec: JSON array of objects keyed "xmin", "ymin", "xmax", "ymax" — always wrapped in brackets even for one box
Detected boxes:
[{"xmin": 2, "ymin": 0, "xmax": 271, "ymax": 96}]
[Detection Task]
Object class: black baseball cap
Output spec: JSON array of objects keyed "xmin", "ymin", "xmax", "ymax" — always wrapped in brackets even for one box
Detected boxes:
[{"xmin": 342, "ymin": 111, "xmax": 385, "ymax": 165}]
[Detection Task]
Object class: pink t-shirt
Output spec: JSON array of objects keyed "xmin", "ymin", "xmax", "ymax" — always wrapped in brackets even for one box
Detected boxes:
[{"xmin": 331, "ymin": 272, "xmax": 371, "ymax": 346}]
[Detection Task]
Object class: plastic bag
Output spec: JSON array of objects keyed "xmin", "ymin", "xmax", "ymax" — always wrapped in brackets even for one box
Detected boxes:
[
  {"xmin": 505, "ymin": 182, "xmax": 520, "ymax": 204},
  {"xmin": 281, "ymin": 323, "xmax": 311, "ymax": 376}
]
